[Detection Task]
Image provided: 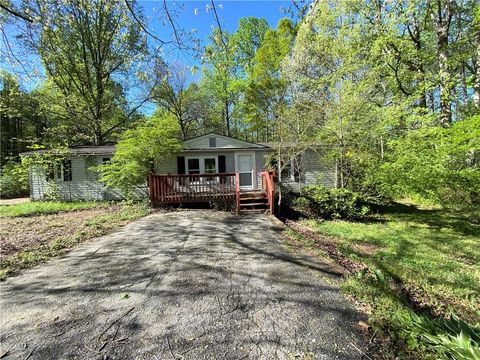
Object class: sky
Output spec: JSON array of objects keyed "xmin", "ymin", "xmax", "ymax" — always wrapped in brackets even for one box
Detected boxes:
[
  {"xmin": 1, "ymin": 0, "xmax": 292, "ymax": 85},
  {"xmin": 1, "ymin": 0, "xmax": 294, "ymax": 105},
  {"xmin": 143, "ymin": 0, "xmax": 292, "ymax": 68}
]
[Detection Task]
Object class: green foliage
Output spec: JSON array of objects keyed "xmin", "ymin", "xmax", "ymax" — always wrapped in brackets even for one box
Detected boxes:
[
  {"xmin": 0, "ymin": 160, "xmax": 29, "ymax": 198},
  {"xmin": 98, "ymin": 111, "xmax": 182, "ymax": 197},
  {"xmin": 0, "ymin": 201, "xmax": 104, "ymax": 217},
  {"xmin": 21, "ymin": 0, "xmax": 150, "ymax": 145},
  {"xmin": 405, "ymin": 314, "xmax": 480, "ymax": 360},
  {"xmin": 381, "ymin": 115, "xmax": 480, "ymax": 208},
  {"xmin": 0, "ymin": 71, "xmax": 46, "ymax": 163},
  {"xmin": 301, "ymin": 204, "xmax": 480, "ymax": 358},
  {"xmin": 294, "ymin": 185, "xmax": 370, "ymax": 219}
]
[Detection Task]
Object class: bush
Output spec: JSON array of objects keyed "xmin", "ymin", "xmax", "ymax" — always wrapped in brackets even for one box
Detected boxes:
[
  {"xmin": 405, "ymin": 313, "xmax": 480, "ymax": 360},
  {"xmin": 294, "ymin": 185, "xmax": 370, "ymax": 219},
  {"xmin": 0, "ymin": 160, "xmax": 29, "ymax": 198}
]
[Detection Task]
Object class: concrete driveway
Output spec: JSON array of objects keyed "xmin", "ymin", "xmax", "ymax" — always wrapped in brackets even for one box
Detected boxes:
[{"xmin": 0, "ymin": 211, "xmax": 367, "ymax": 359}]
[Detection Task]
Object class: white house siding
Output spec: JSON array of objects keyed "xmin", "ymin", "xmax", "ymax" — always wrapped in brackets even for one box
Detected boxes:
[
  {"xmin": 155, "ymin": 152, "xmax": 236, "ymax": 174},
  {"xmin": 183, "ymin": 134, "xmax": 267, "ymax": 150},
  {"xmin": 303, "ymin": 149, "xmax": 336, "ymax": 188},
  {"xmin": 279, "ymin": 150, "xmax": 336, "ymax": 192},
  {"xmin": 29, "ymin": 155, "xmax": 147, "ymax": 201},
  {"xmin": 255, "ymin": 150, "xmax": 271, "ymax": 189}
]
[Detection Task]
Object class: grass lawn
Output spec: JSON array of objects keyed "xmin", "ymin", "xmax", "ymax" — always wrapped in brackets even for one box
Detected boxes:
[
  {"xmin": 0, "ymin": 200, "xmax": 105, "ymax": 217},
  {"xmin": 288, "ymin": 203, "xmax": 480, "ymax": 359},
  {"xmin": 0, "ymin": 201, "xmax": 152, "ymax": 279}
]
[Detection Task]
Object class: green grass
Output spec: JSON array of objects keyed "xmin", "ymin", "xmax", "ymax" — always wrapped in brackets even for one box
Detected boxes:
[
  {"xmin": 295, "ymin": 204, "xmax": 480, "ymax": 359},
  {"xmin": 0, "ymin": 201, "xmax": 106, "ymax": 217}
]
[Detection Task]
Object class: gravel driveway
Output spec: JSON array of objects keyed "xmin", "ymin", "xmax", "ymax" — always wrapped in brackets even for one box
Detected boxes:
[{"xmin": 0, "ymin": 211, "xmax": 367, "ymax": 359}]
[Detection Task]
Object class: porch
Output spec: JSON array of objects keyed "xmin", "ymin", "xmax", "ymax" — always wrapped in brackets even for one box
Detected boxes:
[{"xmin": 148, "ymin": 171, "xmax": 275, "ymax": 213}]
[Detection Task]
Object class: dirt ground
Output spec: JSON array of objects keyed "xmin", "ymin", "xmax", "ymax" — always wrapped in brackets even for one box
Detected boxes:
[
  {"xmin": 0, "ymin": 208, "xmax": 115, "ymax": 260},
  {"xmin": 0, "ymin": 198, "xmax": 30, "ymax": 206},
  {"xmin": 0, "ymin": 211, "xmax": 368, "ymax": 359}
]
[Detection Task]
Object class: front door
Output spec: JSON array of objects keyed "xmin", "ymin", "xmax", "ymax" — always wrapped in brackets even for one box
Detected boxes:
[{"xmin": 237, "ymin": 153, "xmax": 254, "ymax": 189}]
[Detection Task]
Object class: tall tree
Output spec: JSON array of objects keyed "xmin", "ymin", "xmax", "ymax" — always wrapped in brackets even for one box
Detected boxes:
[
  {"xmin": 240, "ymin": 18, "xmax": 296, "ymax": 141},
  {"xmin": 20, "ymin": 0, "xmax": 163, "ymax": 145},
  {"xmin": 0, "ymin": 71, "xmax": 46, "ymax": 163},
  {"xmin": 202, "ymin": 27, "xmax": 236, "ymax": 136},
  {"xmin": 153, "ymin": 65, "xmax": 204, "ymax": 140}
]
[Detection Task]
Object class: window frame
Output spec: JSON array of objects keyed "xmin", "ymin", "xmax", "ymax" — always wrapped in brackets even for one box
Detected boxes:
[
  {"xmin": 185, "ymin": 155, "xmax": 219, "ymax": 175},
  {"xmin": 61, "ymin": 159, "xmax": 72, "ymax": 182}
]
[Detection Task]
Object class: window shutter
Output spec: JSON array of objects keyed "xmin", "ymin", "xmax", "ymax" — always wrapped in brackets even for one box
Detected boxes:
[
  {"xmin": 218, "ymin": 155, "xmax": 226, "ymax": 173},
  {"xmin": 63, "ymin": 160, "xmax": 72, "ymax": 182},
  {"xmin": 177, "ymin": 156, "xmax": 185, "ymax": 174}
]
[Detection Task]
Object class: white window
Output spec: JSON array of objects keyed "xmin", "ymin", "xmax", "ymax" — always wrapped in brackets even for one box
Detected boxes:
[{"xmin": 185, "ymin": 156, "xmax": 218, "ymax": 174}]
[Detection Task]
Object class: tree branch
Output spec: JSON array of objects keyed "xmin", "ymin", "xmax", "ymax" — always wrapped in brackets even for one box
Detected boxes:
[
  {"xmin": 124, "ymin": 0, "xmax": 171, "ymax": 45},
  {"xmin": 0, "ymin": 2, "xmax": 33, "ymax": 22}
]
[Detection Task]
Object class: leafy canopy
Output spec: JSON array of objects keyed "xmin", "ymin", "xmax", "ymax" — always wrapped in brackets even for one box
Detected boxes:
[{"xmin": 99, "ymin": 111, "xmax": 182, "ymax": 196}]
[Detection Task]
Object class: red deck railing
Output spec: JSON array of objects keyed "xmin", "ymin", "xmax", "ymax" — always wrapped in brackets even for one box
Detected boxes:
[
  {"xmin": 148, "ymin": 173, "xmax": 238, "ymax": 208},
  {"xmin": 261, "ymin": 170, "xmax": 276, "ymax": 214}
]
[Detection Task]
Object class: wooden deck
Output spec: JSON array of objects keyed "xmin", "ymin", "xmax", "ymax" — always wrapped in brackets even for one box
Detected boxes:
[{"xmin": 148, "ymin": 171, "xmax": 275, "ymax": 213}]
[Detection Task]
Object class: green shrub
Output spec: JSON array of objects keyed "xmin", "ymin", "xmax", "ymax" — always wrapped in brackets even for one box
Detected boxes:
[
  {"xmin": 405, "ymin": 313, "xmax": 480, "ymax": 360},
  {"xmin": 294, "ymin": 185, "xmax": 370, "ymax": 219},
  {"xmin": 0, "ymin": 160, "xmax": 29, "ymax": 198}
]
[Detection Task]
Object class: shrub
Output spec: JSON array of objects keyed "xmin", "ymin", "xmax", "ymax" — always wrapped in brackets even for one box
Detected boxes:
[
  {"xmin": 294, "ymin": 185, "xmax": 370, "ymax": 219},
  {"xmin": 404, "ymin": 313, "xmax": 480, "ymax": 360},
  {"xmin": 0, "ymin": 160, "xmax": 29, "ymax": 198}
]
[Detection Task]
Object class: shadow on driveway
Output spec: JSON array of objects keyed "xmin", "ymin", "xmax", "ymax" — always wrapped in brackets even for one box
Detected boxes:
[{"xmin": 1, "ymin": 210, "xmax": 367, "ymax": 359}]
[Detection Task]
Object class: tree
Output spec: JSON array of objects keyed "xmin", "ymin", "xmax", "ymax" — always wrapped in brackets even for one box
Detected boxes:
[
  {"xmin": 19, "ymin": 0, "xmax": 164, "ymax": 145},
  {"xmin": 0, "ymin": 71, "xmax": 46, "ymax": 163},
  {"xmin": 202, "ymin": 27, "xmax": 236, "ymax": 137},
  {"xmin": 242, "ymin": 18, "xmax": 296, "ymax": 141},
  {"xmin": 99, "ymin": 111, "xmax": 182, "ymax": 196},
  {"xmin": 153, "ymin": 65, "xmax": 203, "ymax": 140}
]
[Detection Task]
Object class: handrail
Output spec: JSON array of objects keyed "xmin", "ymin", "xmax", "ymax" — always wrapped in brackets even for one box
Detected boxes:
[
  {"xmin": 261, "ymin": 170, "xmax": 275, "ymax": 214},
  {"xmin": 149, "ymin": 173, "xmax": 237, "ymax": 205},
  {"xmin": 235, "ymin": 171, "xmax": 240, "ymax": 214},
  {"xmin": 154, "ymin": 172, "xmax": 237, "ymax": 178}
]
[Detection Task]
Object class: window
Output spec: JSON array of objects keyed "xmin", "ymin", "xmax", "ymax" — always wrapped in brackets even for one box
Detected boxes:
[
  {"xmin": 204, "ymin": 157, "xmax": 217, "ymax": 174},
  {"xmin": 185, "ymin": 156, "xmax": 218, "ymax": 175},
  {"xmin": 46, "ymin": 164, "xmax": 55, "ymax": 181},
  {"xmin": 187, "ymin": 158, "xmax": 200, "ymax": 174},
  {"xmin": 62, "ymin": 160, "xmax": 72, "ymax": 182},
  {"xmin": 209, "ymin": 137, "xmax": 216, "ymax": 147}
]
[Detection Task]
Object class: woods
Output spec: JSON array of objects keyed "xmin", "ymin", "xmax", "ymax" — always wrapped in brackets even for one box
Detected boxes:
[
  {"xmin": 1, "ymin": 1, "xmax": 479, "ymax": 359},
  {"xmin": 1, "ymin": 0, "xmax": 478, "ymax": 206}
]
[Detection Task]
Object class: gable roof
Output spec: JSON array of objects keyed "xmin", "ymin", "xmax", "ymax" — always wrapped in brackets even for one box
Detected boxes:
[{"xmin": 183, "ymin": 133, "xmax": 270, "ymax": 150}]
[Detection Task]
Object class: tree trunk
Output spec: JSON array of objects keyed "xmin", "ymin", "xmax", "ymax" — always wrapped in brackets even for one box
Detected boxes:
[
  {"xmin": 433, "ymin": 0, "xmax": 453, "ymax": 126},
  {"xmin": 224, "ymin": 98, "xmax": 230, "ymax": 137},
  {"xmin": 474, "ymin": 27, "xmax": 480, "ymax": 108}
]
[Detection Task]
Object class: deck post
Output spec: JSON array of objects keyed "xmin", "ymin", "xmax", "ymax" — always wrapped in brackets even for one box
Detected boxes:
[{"xmin": 235, "ymin": 171, "xmax": 240, "ymax": 214}]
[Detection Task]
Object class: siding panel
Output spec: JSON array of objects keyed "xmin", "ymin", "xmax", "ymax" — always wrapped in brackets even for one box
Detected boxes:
[{"xmin": 303, "ymin": 150, "xmax": 336, "ymax": 188}]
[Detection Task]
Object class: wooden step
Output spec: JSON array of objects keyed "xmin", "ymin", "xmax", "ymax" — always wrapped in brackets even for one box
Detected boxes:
[
  {"xmin": 240, "ymin": 208, "xmax": 267, "ymax": 213},
  {"xmin": 240, "ymin": 195, "xmax": 266, "ymax": 201},
  {"xmin": 240, "ymin": 202, "xmax": 267, "ymax": 207},
  {"xmin": 240, "ymin": 193, "xmax": 266, "ymax": 199}
]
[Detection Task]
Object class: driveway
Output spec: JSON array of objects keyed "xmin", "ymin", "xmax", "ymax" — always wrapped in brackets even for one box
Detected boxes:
[{"xmin": 0, "ymin": 211, "xmax": 367, "ymax": 359}]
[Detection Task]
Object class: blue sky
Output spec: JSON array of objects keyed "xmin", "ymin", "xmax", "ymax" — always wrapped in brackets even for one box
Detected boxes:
[
  {"xmin": 144, "ymin": 0, "xmax": 292, "ymax": 67},
  {"xmin": 1, "ymin": 0, "xmax": 292, "ymax": 89}
]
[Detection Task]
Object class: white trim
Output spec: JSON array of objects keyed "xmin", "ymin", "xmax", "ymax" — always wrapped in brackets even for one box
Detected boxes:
[
  {"xmin": 185, "ymin": 155, "xmax": 219, "ymax": 174},
  {"xmin": 234, "ymin": 151, "xmax": 256, "ymax": 190}
]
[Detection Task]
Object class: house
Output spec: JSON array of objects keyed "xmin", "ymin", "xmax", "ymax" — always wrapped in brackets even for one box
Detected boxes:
[{"xmin": 22, "ymin": 133, "xmax": 337, "ymax": 212}]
